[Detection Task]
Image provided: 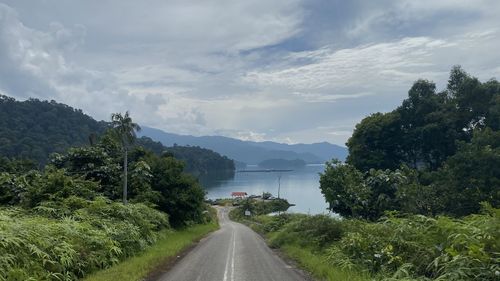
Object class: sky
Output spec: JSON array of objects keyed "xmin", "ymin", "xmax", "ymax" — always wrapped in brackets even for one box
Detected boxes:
[{"xmin": 0, "ymin": 0, "xmax": 499, "ymax": 146}]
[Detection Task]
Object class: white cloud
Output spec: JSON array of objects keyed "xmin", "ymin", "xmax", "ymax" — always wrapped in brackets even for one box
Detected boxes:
[
  {"xmin": 244, "ymin": 33, "xmax": 500, "ymax": 102},
  {"xmin": 1, "ymin": 1, "xmax": 499, "ymax": 145}
]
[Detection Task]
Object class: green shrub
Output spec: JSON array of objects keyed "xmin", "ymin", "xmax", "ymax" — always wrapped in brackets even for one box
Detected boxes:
[
  {"xmin": 0, "ymin": 199, "xmax": 169, "ymax": 281},
  {"xmin": 328, "ymin": 207, "xmax": 500, "ymax": 280},
  {"xmin": 249, "ymin": 205, "xmax": 500, "ymax": 281}
]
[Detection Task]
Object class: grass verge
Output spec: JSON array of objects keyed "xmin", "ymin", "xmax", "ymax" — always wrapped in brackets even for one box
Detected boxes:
[
  {"xmin": 83, "ymin": 222, "xmax": 218, "ymax": 281},
  {"xmin": 280, "ymin": 244, "xmax": 370, "ymax": 281},
  {"xmin": 229, "ymin": 208, "xmax": 370, "ymax": 281}
]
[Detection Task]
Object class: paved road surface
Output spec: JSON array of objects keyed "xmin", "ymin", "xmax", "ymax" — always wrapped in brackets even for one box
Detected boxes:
[{"xmin": 157, "ymin": 207, "xmax": 308, "ymax": 281}]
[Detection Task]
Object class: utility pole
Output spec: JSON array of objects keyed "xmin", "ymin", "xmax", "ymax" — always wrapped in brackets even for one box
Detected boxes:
[{"xmin": 277, "ymin": 174, "xmax": 281, "ymax": 199}]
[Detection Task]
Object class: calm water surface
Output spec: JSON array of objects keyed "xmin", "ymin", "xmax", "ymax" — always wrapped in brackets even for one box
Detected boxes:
[{"xmin": 202, "ymin": 164, "xmax": 330, "ymax": 214}]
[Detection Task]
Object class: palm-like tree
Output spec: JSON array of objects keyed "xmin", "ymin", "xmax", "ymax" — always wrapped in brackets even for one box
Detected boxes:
[{"xmin": 111, "ymin": 111, "xmax": 141, "ymax": 204}]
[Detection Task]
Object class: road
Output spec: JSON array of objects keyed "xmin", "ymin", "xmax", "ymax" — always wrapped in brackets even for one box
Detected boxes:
[{"xmin": 156, "ymin": 207, "xmax": 308, "ymax": 281}]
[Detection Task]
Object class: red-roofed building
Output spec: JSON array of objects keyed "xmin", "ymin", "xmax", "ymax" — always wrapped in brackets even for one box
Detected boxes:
[{"xmin": 231, "ymin": 192, "xmax": 247, "ymax": 198}]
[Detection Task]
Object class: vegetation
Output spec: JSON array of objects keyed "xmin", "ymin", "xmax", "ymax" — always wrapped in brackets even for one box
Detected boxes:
[
  {"xmin": 0, "ymin": 95, "xmax": 235, "ymax": 179},
  {"xmin": 0, "ymin": 95, "xmax": 106, "ymax": 165},
  {"xmin": 0, "ymin": 111, "xmax": 215, "ymax": 280},
  {"xmin": 84, "ymin": 221, "xmax": 218, "ymax": 281},
  {"xmin": 347, "ymin": 66, "xmax": 499, "ymax": 172},
  {"xmin": 230, "ymin": 197, "xmax": 291, "ymax": 218},
  {"xmin": 257, "ymin": 158, "xmax": 306, "ymax": 169},
  {"xmin": 110, "ymin": 111, "xmax": 142, "ymax": 204},
  {"xmin": 321, "ymin": 67, "xmax": 499, "ymax": 219},
  {"xmin": 165, "ymin": 145, "xmax": 235, "ymax": 177},
  {"xmin": 235, "ymin": 206, "xmax": 499, "ymax": 281},
  {"xmin": 0, "ymin": 199, "xmax": 169, "ymax": 281},
  {"xmin": 229, "ymin": 67, "xmax": 500, "ymax": 281}
]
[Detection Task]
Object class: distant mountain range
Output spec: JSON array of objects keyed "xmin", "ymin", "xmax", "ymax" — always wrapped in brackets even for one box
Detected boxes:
[{"xmin": 139, "ymin": 126, "xmax": 348, "ymax": 165}]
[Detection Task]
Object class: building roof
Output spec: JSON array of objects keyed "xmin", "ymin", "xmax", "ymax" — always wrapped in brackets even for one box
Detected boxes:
[{"xmin": 231, "ymin": 191, "xmax": 247, "ymax": 197}]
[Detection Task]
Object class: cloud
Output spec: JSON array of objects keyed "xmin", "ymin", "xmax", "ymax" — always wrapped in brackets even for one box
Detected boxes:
[
  {"xmin": 244, "ymin": 33, "xmax": 500, "ymax": 102},
  {"xmin": 0, "ymin": 1, "xmax": 499, "ymax": 145}
]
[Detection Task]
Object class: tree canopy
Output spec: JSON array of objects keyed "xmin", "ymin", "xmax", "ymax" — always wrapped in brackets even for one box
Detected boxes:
[
  {"xmin": 322, "ymin": 67, "xmax": 499, "ymax": 219},
  {"xmin": 347, "ymin": 66, "xmax": 499, "ymax": 172},
  {"xmin": 0, "ymin": 95, "xmax": 235, "ymax": 178},
  {"xmin": 0, "ymin": 95, "xmax": 107, "ymax": 164}
]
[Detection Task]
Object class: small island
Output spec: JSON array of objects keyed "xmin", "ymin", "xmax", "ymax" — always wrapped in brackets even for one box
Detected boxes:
[{"xmin": 257, "ymin": 158, "xmax": 306, "ymax": 169}]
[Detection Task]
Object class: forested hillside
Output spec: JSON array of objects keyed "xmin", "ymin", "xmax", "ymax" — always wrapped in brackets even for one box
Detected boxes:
[
  {"xmin": 165, "ymin": 145, "xmax": 235, "ymax": 176},
  {"xmin": 0, "ymin": 95, "xmax": 234, "ymax": 176},
  {"xmin": 0, "ymin": 112, "xmax": 212, "ymax": 280},
  {"xmin": 0, "ymin": 95, "xmax": 107, "ymax": 164},
  {"xmin": 135, "ymin": 137, "xmax": 235, "ymax": 177}
]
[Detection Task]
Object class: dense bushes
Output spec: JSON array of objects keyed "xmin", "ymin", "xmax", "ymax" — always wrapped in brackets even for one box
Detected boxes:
[
  {"xmin": 246, "ymin": 207, "xmax": 500, "ymax": 281},
  {"xmin": 347, "ymin": 66, "xmax": 499, "ymax": 172},
  {"xmin": 320, "ymin": 161, "xmax": 426, "ymax": 219},
  {"xmin": 333, "ymin": 67, "xmax": 499, "ymax": 220},
  {"xmin": 0, "ymin": 163, "xmax": 172, "ymax": 280},
  {"xmin": 0, "ymin": 199, "xmax": 168, "ymax": 281},
  {"xmin": 0, "ymin": 169, "xmax": 99, "ymax": 207},
  {"xmin": 320, "ymin": 131, "xmax": 500, "ymax": 219},
  {"xmin": 230, "ymin": 198, "xmax": 291, "ymax": 218},
  {"xmin": 50, "ymin": 132, "xmax": 208, "ymax": 227},
  {"xmin": 268, "ymin": 215, "xmax": 344, "ymax": 249},
  {"xmin": 0, "ymin": 111, "xmax": 212, "ymax": 279}
]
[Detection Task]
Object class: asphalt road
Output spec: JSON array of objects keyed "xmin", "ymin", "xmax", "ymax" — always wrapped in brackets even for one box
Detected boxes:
[{"xmin": 156, "ymin": 207, "xmax": 308, "ymax": 281}]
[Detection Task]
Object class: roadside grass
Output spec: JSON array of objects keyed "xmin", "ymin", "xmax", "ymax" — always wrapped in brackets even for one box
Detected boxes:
[
  {"xmin": 280, "ymin": 244, "xmax": 371, "ymax": 281},
  {"xmin": 84, "ymin": 222, "xmax": 218, "ymax": 281},
  {"xmin": 230, "ymin": 209, "xmax": 371, "ymax": 281}
]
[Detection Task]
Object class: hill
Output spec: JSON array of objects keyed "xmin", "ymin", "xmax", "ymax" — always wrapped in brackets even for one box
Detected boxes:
[
  {"xmin": 0, "ymin": 95, "xmax": 107, "ymax": 164},
  {"xmin": 138, "ymin": 126, "xmax": 347, "ymax": 164},
  {"xmin": 0, "ymin": 95, "xmax": 234, "ymax": 177}
]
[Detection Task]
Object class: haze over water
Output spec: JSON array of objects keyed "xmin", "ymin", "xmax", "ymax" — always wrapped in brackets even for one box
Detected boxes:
[{"xmin": 203, "ymin": 164, "xmax": 330, "ymax": 214}]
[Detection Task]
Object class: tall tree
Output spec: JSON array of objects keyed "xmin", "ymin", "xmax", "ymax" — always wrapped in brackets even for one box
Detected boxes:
[{"xmin": 111, "ymin": 112, "xmax": 141, "ymax": 204}]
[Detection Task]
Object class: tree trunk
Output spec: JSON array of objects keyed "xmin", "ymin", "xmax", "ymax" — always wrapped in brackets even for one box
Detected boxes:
[{"xmin": 123, "ymin": 148, "xmax": 128, "ymax": 204}]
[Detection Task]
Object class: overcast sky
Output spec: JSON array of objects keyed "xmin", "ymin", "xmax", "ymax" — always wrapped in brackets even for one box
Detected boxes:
[{"xmin": 1, "ymin": 1, "xmax": 499, "ymax": 145}]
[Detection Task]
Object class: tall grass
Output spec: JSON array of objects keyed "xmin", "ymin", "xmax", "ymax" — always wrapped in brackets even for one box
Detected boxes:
[
  {"xmin": 0, "ymin": 197, "xmax": 169, "ymax": 281},
  {"xmin": 236, "ymin": 204, "xmax": 500, "ymax": 281},
  {"xmin": 84, "ymin": 222, "xmax": 218, "ymax": 281},
  {"xmin": 281, "ymin": 244, "xmax": 370, "ymax": 281}
]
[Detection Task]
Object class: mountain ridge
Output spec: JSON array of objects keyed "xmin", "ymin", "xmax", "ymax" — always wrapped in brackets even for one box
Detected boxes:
[{"xmin": 138, "ymin": 126, "xmax": 348, "ymax": 164}]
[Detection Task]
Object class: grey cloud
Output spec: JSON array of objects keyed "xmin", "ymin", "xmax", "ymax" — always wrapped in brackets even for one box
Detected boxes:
[{"xmin": 1, "ymin": 1, "xmax": 499, "ymax": 145}]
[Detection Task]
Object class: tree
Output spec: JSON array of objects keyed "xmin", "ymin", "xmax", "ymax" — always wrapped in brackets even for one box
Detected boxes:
[
  {"xmin": 50, "ymin": 143, "xmax": 122, "ymax": 199},
  {"xmin": 347, "ymin": 112, "xmax": 403, "ymax": 171},
  {"xmin": 110, "ymin": 112, "xmax": 141, "ymax": 204},
  {"xmin": 148, "ymin": 153, "xmax": 206, "ymax": 226},
  {"xmin": 347, "ymin": 67, "xmax": 499, "ymax": 172},
  {"xmin": 433, "ymin": 128, "xmax": 500, "ymax": 216},
  {"xmin": 320, "ymin": 160, "xmax": 426, "ymax": 220},
  {"xmin": 319, "ymin": 159, "xmax": 370, "ymax": 218},
  {"xmin": 0, "ymin": 94, "xmax": 107, "ymax": 164}
]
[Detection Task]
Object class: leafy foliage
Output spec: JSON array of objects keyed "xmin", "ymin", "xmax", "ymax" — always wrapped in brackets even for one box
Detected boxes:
[
  {"xmin": 431, "ymin": 128, "xmax": 500, "ymax": 216},
  {"xmin": 328, "ymin": 67, "xmax": 499, "ymax": 219},
  {"xmin": 0, "ymin": 199, "xmax": 168, "ymax": 281},
  {"xmin": 244, "ymin": 207, "xmax": 500, "ymax": 281},
  {"xmin": 0, "ymin": 94, "xmax": 234, "ymax": 178},
  {"xmin": 0, "ymin": 108, "xmax": 215, "ymax": 279},
  {"xmin": 347, "ymin": 67, "xmax": 499, "ymax": 171},
  {"xmin": 164, "ymin": 145, "xmax": 235, "ymax": 176},
  {"xmin": 146, "ymin": 153, "xmax": 207, "ymax": 226},
  {"xmin": 0, "ymin": 95, "xmax": 107, "ymax": 164}
]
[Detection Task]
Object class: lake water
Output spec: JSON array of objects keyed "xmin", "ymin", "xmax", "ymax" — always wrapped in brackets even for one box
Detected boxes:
[{"xmin": 202, "ymin": 164, "xmax": 330, "ymax": 214}]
